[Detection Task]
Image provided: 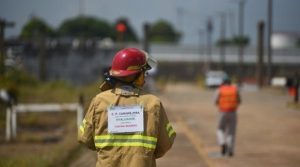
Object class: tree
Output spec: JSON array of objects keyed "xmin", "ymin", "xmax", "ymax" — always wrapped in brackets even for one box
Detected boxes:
[
  {"xmin": 58, "ymin": 16, "xmax": 115, "ymax": 39},
  {"xmin": 216, "ymin": 35, "xmax": 250, "ymax": 47},
  {"xmin": 114, "ymin": 18, "xmax": 138, "ymax": 42},
  {"xmin": 231, "ymin": 35, "xmax": 250, "ymax": 47},
  {"xmin": 149, "ymin": 20, "xmax": 181, "ymax": 43},
  {"xmin": 20, "ymin": 17, "xmax": 54, "ymax": 39}
]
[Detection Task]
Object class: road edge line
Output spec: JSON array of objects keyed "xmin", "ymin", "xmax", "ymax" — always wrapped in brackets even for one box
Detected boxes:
[{"xmin": 175, "ymin": 115, "xmax": 216, "ymax": 167}]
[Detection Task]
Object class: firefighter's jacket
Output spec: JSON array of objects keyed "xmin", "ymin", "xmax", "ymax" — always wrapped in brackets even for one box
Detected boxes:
[{"xmin": 78, "ymin": 84, "xmax": 176, "ymax": 167}]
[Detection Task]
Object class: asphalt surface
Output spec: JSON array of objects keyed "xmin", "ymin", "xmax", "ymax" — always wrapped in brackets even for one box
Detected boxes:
[{"xmin": 70, "ymin": 83, "xmax": 300, "ymax": 167}]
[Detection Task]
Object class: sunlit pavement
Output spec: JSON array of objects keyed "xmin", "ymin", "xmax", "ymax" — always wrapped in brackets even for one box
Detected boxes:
[
  {"xmin": 71, "ymin": 83, "xmax": 300, "ymax": 167},
  {"xmin": 159, "ymin": 83, "xmax": 300, "ymax": 167}
]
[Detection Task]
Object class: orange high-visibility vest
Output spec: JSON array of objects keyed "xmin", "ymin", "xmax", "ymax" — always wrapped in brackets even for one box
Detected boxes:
[
  {"xmin": 218, "ymin": 85, "xmax": 239, "ymax": 112},
  {"xmin": 288, "ymin": 87, "xmax": 296, "ymax": 97}
]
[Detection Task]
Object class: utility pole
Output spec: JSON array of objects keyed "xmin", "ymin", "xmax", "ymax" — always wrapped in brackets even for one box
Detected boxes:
[
  {"xmin": 198, "ymin": 29, "xmax": 205, "ymax": 59},
  {"xmin": 38, "ymin": 35, "xmax": 46, "ymax": 81},
  {"xmin": 267, "ymin": 0, "xmax": 273, "ymax": 84},
  {"xmin": 256, "ymin": 21, "xmax": 265, "ymax": 88},
  {"xmin": 237, "ymin": 0, "xmax": 246, "ymax": 84},
  {"xmin": 228, "ymin": 10, "xmax": 236, "ymax": 37},
  {"xmin": 218, "ymin": 12, "xmax": 226, "ymax": 70},
  {"xmin": 143, "ymin": 23, "xmax": 150, "ymax": 53},
  {"xmin": 79, "ymin": 0, "xmax": 85, "ymax": 16},
  {"xmin": 206, "ymin": 18, "xmax": 213, "ymax": 72},
  {"xmin": 0, "ymin": 18, "xmax": 14, "ymax": 76},
  {"xmin": 177, "ymin": 7, "xmax": 184, "ymax": 34},
  {"xmin": 199, "ymin": 29, "xmax": 206, "ymax": 73}
]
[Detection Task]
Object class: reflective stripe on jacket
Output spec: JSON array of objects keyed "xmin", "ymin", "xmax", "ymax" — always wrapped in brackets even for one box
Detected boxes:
[
  {"xmin": 217, "ymin": 85, "xmax": 239, "ymax": 112},
  {"xmin": 78, "ymin": 85, "xmax": 176, "ymax": 167},
  {"xmin": 94, "ymin": 134, "xmax": 157, "ymax": 149}
]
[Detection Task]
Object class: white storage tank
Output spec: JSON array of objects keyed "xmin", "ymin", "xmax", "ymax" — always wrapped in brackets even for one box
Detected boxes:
[{"xmin": 271, "ymin": 32, "xmax": 299, "ymax": 49}]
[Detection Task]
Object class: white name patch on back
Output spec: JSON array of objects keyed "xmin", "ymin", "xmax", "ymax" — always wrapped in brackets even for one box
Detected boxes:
[{"xmin": 108, "ymin": 105, "xmax": 144, "ymax": 133}]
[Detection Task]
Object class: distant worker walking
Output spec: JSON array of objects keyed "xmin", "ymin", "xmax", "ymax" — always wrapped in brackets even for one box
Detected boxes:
[
  {"xmin": 214, "ymin": 77, "xmax": 241, "ymax": 157},
  {"xmin": 78, "ymin": 48, "xmax": 176, "ymax": 167}
]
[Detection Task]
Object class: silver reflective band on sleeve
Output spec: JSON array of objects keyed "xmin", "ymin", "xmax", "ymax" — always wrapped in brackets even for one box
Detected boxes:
[
  {"xmin": 166, "ymin": 123, "xmax": 175, "ymax": 138},
  {"xmin": 94, "ymin": 134, "xmax": 157, "ymax": 149}
]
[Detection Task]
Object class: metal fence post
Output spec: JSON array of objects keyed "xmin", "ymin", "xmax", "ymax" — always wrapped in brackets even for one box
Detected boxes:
[
  {"xmin": 12, "ymin": 105, "xmax": 17, "ymax": 139},
  {"xmin": 77, "ymin": 104, "xmax": 83, "ymax": 128},
  {"xmin": 5, "ymin": 107, "xmax": 11, "ymax": 141}
]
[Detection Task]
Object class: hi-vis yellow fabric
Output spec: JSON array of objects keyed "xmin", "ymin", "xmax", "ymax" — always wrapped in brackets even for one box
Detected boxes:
[
  {"xmin": 78, "ymin": 85, "xmax": 176, "ymax": 167},
  {"xmin": 166, "ymin": 123, "xmax": 176, "ymax": 138},
  {"xmin": 94, "ymin": 134, "xmax": 157, "ymax": 149},
  {"xmin": 79, "ymin": 119, "xmax": 86, "ymax": 133}
]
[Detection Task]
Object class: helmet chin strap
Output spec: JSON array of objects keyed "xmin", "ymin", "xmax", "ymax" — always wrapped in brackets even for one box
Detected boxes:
[
  {"xmin": 103, "ymin": 71, "xmax": 145, "ymax": 89},
  {"xmin": 133, "ymin": 72, "xmax": 145, "ymax": 88}
]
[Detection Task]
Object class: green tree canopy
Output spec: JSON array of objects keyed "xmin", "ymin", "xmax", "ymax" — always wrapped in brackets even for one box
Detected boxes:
[
  {"xmin": 216, "ymin": 35, "xmax": 250, "ymax": 47},
  {"xmin": 58, "ymin": 16, "xmax": 115, "ymax": 39},
  {"xmin": 114, "ymin": 18, "xmax": 138, "ymax": 42},
  {"xmin": 20, "ymin": 17, "xmax": 54, "ymax": 39},
  {"xmin": 231, "ymin": 36, "xmax": 250, "ymax": 46},
  {"xmin": 149, "ymin": 20, "xmax": 181, "ymax": 43}
]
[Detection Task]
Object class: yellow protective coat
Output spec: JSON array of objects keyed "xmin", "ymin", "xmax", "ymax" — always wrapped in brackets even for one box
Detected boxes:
[{"xmin": 78, "ymin": 84, "xmax": 176, "ymax": 167}]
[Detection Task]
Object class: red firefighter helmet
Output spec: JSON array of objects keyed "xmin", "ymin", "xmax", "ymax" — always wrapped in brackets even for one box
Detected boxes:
[{"xmin": 109, "ymin": 48, "xmax": 157, "ymax": 77}]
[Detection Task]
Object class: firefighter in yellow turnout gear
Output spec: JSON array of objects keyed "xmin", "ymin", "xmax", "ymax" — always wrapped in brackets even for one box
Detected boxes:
[{"xmin": 78, "ymin": 48, "xmax": 176, "ymax": 167}]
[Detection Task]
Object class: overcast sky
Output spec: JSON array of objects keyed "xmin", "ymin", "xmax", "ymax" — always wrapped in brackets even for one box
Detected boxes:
[{"xmin": 1, "ymin": 0, "xmax": 300, "ymax": 45}]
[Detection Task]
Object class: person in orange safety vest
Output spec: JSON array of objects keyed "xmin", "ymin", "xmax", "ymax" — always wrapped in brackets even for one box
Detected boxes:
[
  {"xmin": 214, "ymin": 77, "xmax": 241, "ymax": 157},
  {"xmin": 78, "ymin": 48, "xmax": 176, "ymax": 167}
]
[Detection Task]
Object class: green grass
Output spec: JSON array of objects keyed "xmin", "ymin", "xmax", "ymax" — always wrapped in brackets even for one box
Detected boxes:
[
  {"xmin": 0, "ymin": 70, "xmax": 103, "ymax": 167},
  {"xmin": 0, "ymin": 122, "xmax": 79, "ymax": 167},
  {"xmin": 0, "ymin": 156, "xmax": 49, "ymax": 167},
  {"xmin": 18, "ymin": 81, "xmax": 78, "ymax": 103}
]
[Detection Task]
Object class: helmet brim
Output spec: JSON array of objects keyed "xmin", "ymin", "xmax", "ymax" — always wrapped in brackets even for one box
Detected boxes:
[{"xmin": 109, "ymin": 69, "xmax": 140, "ymax": 77}]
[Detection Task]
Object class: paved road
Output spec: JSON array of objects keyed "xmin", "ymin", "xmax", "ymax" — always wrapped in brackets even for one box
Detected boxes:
[
  {"xmin": 161, "ymin": 83, "xmax": 300, "ymax": 167},
  {"xmin": 70, "ymin": 83, "xmax": 300, "ymax": 167}
]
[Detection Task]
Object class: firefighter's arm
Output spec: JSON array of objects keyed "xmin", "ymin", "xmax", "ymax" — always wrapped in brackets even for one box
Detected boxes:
[
  {"xmin": 154, "ymin": 103, "xmax": 176, "ymax": 159},
  {"xmin": 78, "ymin": 98, "xmax": 96, "ymax": 150}
]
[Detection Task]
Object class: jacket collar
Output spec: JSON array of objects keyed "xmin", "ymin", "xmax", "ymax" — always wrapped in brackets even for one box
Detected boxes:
[{"xmin": 112, "ymin": 84, "xmax": 140, "ymax": 96}]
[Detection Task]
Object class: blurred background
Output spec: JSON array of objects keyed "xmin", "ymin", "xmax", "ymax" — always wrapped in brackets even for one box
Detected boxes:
[{"xmin": 0, "ymin": 0, "xmax": 300, "ymax": 166}]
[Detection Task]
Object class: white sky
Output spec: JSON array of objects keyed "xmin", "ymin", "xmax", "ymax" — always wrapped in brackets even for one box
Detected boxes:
[{"xmin": 1, "ymin": 0, "xmax": 300, "ymax": 46}]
